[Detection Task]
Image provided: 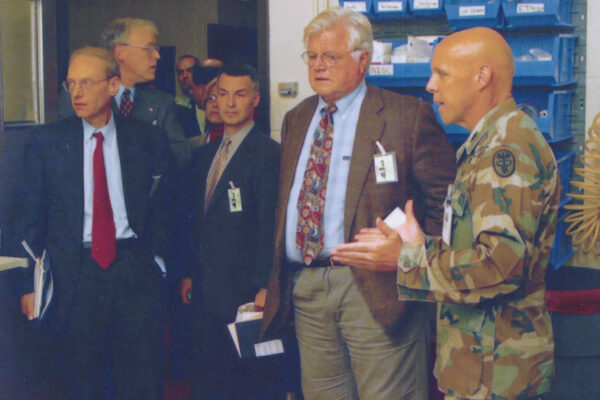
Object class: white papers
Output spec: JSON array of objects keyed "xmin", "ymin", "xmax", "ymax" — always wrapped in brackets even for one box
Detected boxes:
[
  {"xmin": 0, "ymin": 256, "xmax": 28, "ymax": 271},
  {"xmin": 33, "ymin": 252, "xmax": 53, "ymax": 319},
  {"xmin": 228, "ymin": 302, "xmax": 284, "ymax": 358},
  {"xmin": 21, "ymin": 240, "xmax": 53, "ymax": 320},
  {"xmin": 384, "ymin": 206, "xmax": 407, "ymax": 229},
  {"xmin": 235, "ymin": 302, "xmax": 262, "ymax": 323},
  {"xmin": 255, "ymin": 340, "xmax": 284, "ymax": 357}
]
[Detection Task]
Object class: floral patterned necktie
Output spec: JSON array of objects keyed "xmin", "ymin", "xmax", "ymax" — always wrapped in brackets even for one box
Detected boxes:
[{"xmin": 296, "ymin": 103, "xmax": 337, "ymax": 265}]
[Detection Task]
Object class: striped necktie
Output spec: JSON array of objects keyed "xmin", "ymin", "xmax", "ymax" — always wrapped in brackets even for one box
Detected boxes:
[{"xmin": 204, "ymin": 138, "xmax": 232, "ymax": 214}]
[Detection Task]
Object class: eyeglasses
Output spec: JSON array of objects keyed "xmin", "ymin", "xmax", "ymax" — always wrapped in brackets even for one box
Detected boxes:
[
  {"xmin": 122, "ymin": 43, "xmax": 160, "ymax": 55},
  {"xmin": 301, "ymin": 49, "xmax": 360, "ymax": 67},
  {"xmin": 206, "ymin": 94, "xmax": 217, "ymax": 103},
  {"xmin": 62, "ymin": 77, "xmax": 111, "ymax": 93}
]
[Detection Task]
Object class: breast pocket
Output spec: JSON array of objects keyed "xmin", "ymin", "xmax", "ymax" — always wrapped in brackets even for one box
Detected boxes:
[
  {"xmin": 436, "ymin": 303, "xmax": 486, "ymax": 396},
  {"xmin": 449, "ymin": 186, "xmax": 474, "ymax": 250}
]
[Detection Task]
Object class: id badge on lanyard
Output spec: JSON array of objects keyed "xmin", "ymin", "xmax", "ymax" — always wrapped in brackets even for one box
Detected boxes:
[
  {"xmin": 373, "ymin": 141, "xmax": 398, "ymax": 184},
  {"xmin": 442, "ymin": 184, "xmax": 454, "ymax": 246},
  {"xmin": 228, "ymin": 181, "xmax": 242, "ymax": 212}
]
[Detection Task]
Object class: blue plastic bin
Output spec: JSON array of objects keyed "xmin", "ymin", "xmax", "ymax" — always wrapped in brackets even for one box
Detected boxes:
[
  {"xmin": 444, "ymin": 0, "xmax": 504, "ymax": 30},
  {"xmin": 555, "ymin": 151, "xmax": 575, "ymax": 206},
  {"xmin": 373, "ymin": 0, "xmax": 411, "ymax": 18},
  {"xmin": 509, "ymin": 34, "xmax": 577, "ymax": 86},
  {"xmin": 502, "ymin": 0, "xmax": 572, "ymax": 28},
  {"xmin": 514, "ymin": 89, "xmax": 573, "ymax": 142},
  {"xmin": 340, "ymin": 0, "xmax": 373, "ymax": 16},
  {"xmin": 366, "ymin": 40, "xmax": 433, "ymax": 87},
  {"xmin": 409, "ymin": 0, "xmax": 445, "ymax": 17}
]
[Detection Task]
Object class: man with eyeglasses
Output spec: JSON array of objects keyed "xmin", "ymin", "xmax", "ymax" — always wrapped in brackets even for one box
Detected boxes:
[
  {"xmin": 58, "ymin": 18, "xmax": 190, "ymax": 170},
  {"xmin": 175, "ymin": 56, "xmax": 223, "ymax": 111},
  {"xmin": 176, "ymin": 64, "xmax": 222, "ymax": 148},
  {"xmin": 19, "ymin": 46, "xmax": 170, "ymax": 399},
  {"xmin": 261, "ymin": 7, "xmax": 456, "ymax": 400}
]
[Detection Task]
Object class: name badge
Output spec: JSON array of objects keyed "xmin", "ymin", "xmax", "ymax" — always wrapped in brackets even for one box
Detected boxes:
[
  {"xmin": 374, "ymin": 141, "xmax": 398, "ymax": 184},
  {"xmin": 228, "ymin": 181, "xmax": 242, "ymax": 212},
  {"xmin": 442, "ymin": 184, "xmax": 454, "ymax": 246}
]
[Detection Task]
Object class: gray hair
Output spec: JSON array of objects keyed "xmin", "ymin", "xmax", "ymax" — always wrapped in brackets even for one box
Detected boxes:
[
  {"xmin": 303, "ymin": 7, "xmax": 373, "ymax": 60},
  {"xmin": 70, "ymin": 46, "xmax": 120, "ymax": 78},
  {"xmin": 100, "ymin": 18, "xmax": 158, "ymax": 52}
]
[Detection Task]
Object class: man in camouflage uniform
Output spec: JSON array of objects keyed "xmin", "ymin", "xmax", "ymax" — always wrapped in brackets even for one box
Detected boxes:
[{"xmin": 332, "ymin": 27, "xmax": 559, "ymax": 400}]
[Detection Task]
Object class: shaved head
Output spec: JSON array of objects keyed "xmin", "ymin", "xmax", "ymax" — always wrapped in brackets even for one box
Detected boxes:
[
  {"xmin": 438, "ymin": 27, "xmax": 514, "ymax": 91},
  {"xmin": 426, "ymin": 27, "xmax": 514, "ymax": 131}
]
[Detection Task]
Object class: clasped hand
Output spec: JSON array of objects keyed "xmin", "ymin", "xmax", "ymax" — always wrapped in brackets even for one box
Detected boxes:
[{"xmin": 330, "ymin": 200, "xmax": 424, "ymax": 271}]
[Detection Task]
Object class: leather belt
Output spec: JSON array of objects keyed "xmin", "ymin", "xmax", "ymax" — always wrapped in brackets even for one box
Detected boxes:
[
  {"xmin": 288, "ymin": 257, "xmax": 334, "ymax": 270},
  {"xmin": 82, "ymin": 237, "xmax": 138, "ymax": 250}
]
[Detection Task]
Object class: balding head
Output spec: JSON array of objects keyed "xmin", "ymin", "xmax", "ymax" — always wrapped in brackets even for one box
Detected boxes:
[
  {"xmin": 426, "ymin": 27, "xmax": 514, "ymax": 131},
  {"xmin": 201, "ymin": 58, "xmax": 223, "ymax": 68}
]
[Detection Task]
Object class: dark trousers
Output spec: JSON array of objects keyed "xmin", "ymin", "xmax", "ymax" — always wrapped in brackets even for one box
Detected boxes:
[
  {"xmin": 62, "ymin": 245, "xmax": 163, "ymax": 400},
  {"xmin": 189, "ymin": 307, "xmax": 287, "ymax": 400}
]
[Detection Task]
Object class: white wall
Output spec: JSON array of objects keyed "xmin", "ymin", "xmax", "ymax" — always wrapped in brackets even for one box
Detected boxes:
[
  {"xmin": 268, "ymin": 0, "xmax": 338, "ymax": 141},
  {"xmin": 267, "ymin": 2, "xmax": 314, "ymax": 141},
  {"xmin": 586, "ymin": 1, "xmax": 599, "ymax": 134}
]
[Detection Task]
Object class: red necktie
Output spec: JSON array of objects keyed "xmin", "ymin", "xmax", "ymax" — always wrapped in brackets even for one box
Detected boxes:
[
  {"xmin": 208, "ymin": 124, "xmax": 224, "ymax": 143},
  {"xmin": 92, "ymin": 132, "xmax": 116, "ymax": 269},
  {"xmin": 120, "ymin": 88, "xmax": 133, "ymax": 117},
  {"xmin": 296, "ymin": 103, "xmax": 337, "ymax": 265}
]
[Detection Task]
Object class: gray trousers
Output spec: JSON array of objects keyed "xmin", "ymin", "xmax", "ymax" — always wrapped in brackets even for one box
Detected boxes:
[{"xmin": 293, "ymin": 266, "xmax": 429, "ymax": 400}]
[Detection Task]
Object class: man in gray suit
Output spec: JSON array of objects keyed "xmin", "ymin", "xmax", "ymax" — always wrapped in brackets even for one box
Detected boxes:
[
  {"xmin": 59, "ymin": 18, "xmax": 190, "ymax": 169},
  {"xmin": 261, "ymin": 8, "xmax": 456, "ymax": 400}
]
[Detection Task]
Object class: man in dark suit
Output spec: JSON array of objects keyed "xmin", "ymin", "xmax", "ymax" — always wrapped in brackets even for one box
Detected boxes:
[
  {"xmin": 175, "ymin": 54, "xmax": 199, "ymax": 109},
  {"xmin": 19, "ymin": 46, "xmax": 170, "ymax": 400},
  {"xmin": 261, "ymin": 8, "xmax": 457, "ymax": 400},
  {"xmin": 178, "ymin": 64, "xmax": 280, "ymax": 399},
  {"xmin": 58, "ymin": 18, "xmax": 190, "ymax": 170},
  {"xmin": 177, "ymin": 64, "xmax": 222, "ymax": 148}
]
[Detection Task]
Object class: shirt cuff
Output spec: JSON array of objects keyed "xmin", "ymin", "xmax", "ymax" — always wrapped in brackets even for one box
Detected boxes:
[{"xmin": 397, "ymin": 241, "xmax": 428, "ymax": 273}]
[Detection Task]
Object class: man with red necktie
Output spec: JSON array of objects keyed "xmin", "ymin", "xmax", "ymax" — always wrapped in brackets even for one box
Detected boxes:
[
  {"xmin": 58, "ymin": 18, "xmax": 190, "ymax": 171},
  {"xmin": 19, "ymin": 46, "xmax": 171, "ymax": 400}
]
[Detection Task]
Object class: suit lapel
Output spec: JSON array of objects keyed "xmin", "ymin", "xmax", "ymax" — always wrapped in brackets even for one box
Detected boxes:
[
  {"xmin": 65, "ymin": 119, "xmax": 85, "ymax": 240},
  {"xmin": 111, "ymin": 97, "xmax": 119, "ymax": 116},
  {"xmin": 344, "ymin": 85, "xmax": 385, "ymax": 240},
  {"xmin": 114, "ymin": 116, "xmax": 138, "ymax": 224},
  {"xmin": 131, "ymin": 85, "xmax": 158, "ymax": 125},
  {"xmin": 205, "ymin": 128, "xmax": 260, "ymax": 213},
  {"xmin": 196, "ymin": 141, "xmax": 219, "ymax": 217}
]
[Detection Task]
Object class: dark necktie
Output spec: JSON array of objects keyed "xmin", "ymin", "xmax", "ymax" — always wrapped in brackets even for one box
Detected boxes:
[
  {"xmin": 92, "ymin": 132, "xmax": 116, "ymax": 269},
  {"xmin": 120, "ymin": 88, "xmax": 133, "ymax": 118},
  {"xmin": 296, "ymin": 103, "xmax": 337, "ymax": 265}
]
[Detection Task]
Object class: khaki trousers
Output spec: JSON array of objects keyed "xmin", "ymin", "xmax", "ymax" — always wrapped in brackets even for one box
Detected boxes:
[{"xmin": 293, "ymin": 266, "xmax": 429, "ymax": 400}]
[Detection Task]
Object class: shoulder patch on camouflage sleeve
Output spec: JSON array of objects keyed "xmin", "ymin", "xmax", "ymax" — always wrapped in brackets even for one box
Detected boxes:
[{"xmin": 493, "ymin": 149, "xmax": 516, "ymax": 177}]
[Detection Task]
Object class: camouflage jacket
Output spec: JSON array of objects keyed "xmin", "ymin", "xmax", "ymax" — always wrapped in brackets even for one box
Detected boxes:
[{"xmin": 396, "ymin": 98, "xmax": 559, "ymax": 399}]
